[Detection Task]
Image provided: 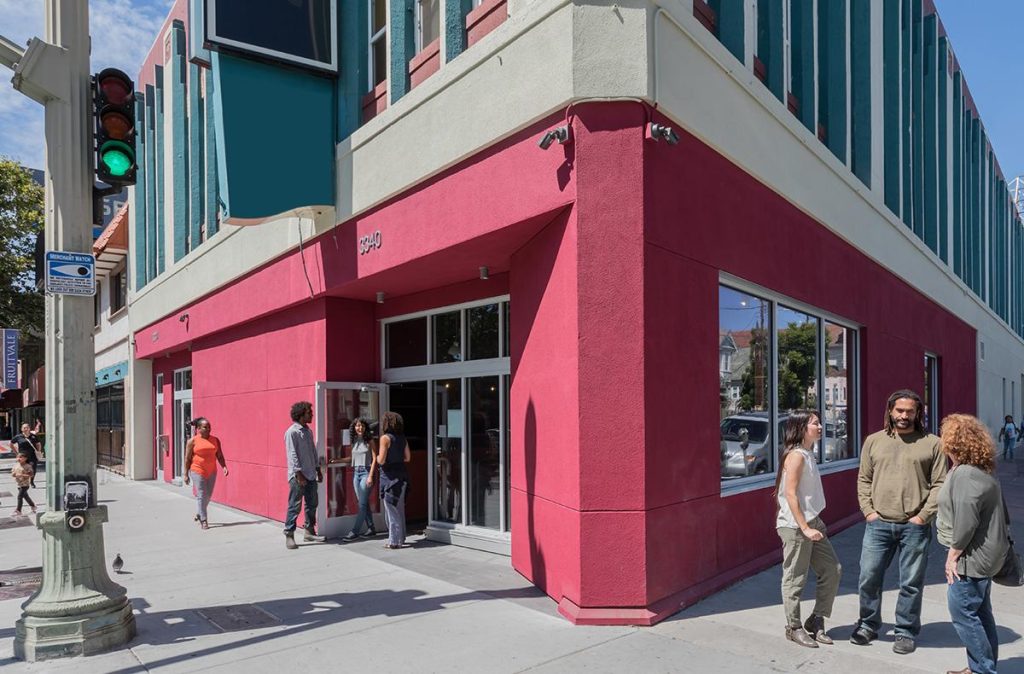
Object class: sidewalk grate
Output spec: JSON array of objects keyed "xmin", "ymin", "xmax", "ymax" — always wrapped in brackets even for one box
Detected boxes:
[
  {"xmin": 197, "ymin": 604, "xmax": 281, "ymax": 632},
  {"xmin": 0, "ymin": 567, "xmax": 42, "ymax": 601}
]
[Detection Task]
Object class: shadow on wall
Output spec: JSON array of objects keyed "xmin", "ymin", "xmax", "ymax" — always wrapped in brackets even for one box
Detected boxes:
[{"xmin": 524, "ymin": 398, "xmax": 545, "ymax": 592}]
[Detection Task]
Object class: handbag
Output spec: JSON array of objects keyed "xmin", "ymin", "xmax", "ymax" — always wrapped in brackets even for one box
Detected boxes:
[{"xmin": 993, "ymin": 496, "xmax": 1024, "ymax": 587}]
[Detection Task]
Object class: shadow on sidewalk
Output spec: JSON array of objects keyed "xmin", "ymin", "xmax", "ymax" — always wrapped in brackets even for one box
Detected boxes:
[{"xmin": 107, "ymin": 587, "xmax": 512, "ymax": 672}]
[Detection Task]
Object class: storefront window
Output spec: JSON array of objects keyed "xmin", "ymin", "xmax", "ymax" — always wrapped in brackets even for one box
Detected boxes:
[
  {"xmin": 719, "ymin": 282, "xmax": 859, "ymax": 487},
  {"xmin": 468, "ymin": 303, "xmax": 499, "ymax": 360},
  {"xmin": 719, "ymin": 286, "xmax": 772, "ymax": 480},
  {"xmin": 386, "ymin": 316, "xmax": 427, "ymax": 368},
  {"xmin": 468, "ymin": 375, "xmax": 501, "ymax": 528},
  {"xmin": 777, "ymin": 305, "xmax": 820, "ymax": 459},
  {"xmin": 434, "ymin": 379, "xmax": 462, "ymax": 523},
  {"xmin": 924, "ymin": 354, "xmax": 938, "ymax": 434},
  {"xmin": 824, "ymin": 322, "xmax": 855, "ymax": 462},
  {"xmin": 433, "ymin": 311, "xmax": 462, "ymax": 363}
]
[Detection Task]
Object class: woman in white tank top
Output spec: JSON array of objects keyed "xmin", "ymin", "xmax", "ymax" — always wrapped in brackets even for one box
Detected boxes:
[{"xmin": 773, "ymin": 411, "xmax": 842, "ymax": 649}]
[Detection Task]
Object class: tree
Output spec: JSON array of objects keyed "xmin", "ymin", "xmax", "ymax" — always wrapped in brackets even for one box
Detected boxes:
[{"xmin": 0, "ymin": 159, "xmax": 45, "ymax": 377}]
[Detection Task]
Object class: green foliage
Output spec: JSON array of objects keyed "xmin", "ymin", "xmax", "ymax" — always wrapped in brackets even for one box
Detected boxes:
[
  {"xmin": 778, "ymin": 321, "xmax": 817, "ymax": 409},
  {"xmin": 739, "ymin": 327, "xmax": 769, "ymax": 410},
  {"xmin": 0, "ymin": 159, "xmax": 45, "ymax": 373}
]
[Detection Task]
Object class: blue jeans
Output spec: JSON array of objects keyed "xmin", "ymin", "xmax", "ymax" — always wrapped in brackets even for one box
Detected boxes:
[
  {"xmin": 856, "ymin": 519, "xmax": 932, "ymax": 638},
  {"xmin": 284, "ymin": 477, "xmax": 319, "ymax": 534},
  {"xmin": 1002, "ymin": 436, "xmax": 1015, "ymax": 459},
  {"xmin": 948, "ymin": 576, "xmax": 998, "ymax": 674},
  {"xmin": 349, "ymin": 467, "xmax": 375, "ymax": 535}
]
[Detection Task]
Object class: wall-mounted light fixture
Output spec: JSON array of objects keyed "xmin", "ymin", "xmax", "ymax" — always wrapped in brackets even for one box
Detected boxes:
[
  {"xmin": 538, "ymin": 125, "xmax": 571, "ymax": 150},
  {"xmin": 479, "ymin": 266, "xmax": 489, "ymax": 280},
  {"xmin": 376, "ymin": 291, "xmax": 385, "ymax": 304},
  {"xmin": 646, "ymin": 122, "xmax": 679, "ymax": 145}
]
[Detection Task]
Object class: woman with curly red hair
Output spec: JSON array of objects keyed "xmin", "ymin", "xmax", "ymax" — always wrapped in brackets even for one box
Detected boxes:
[{"xmin": 936, "ymin": 414, "xmax": 1009, "ymax": 674}]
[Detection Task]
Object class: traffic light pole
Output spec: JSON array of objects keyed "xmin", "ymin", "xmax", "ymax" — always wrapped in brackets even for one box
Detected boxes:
[{"xmin": 2, "ymin": 0, "xmax": 135, "ymax": 661}]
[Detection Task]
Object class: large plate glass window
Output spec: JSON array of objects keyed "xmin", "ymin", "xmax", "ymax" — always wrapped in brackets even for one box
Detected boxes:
[
  {"xmin": 719, "ymin": 281, "xmax": 859, "ymax": 488},
  {"xmin": 924, "ymin": 354, "xmax": 939, "ymax": 434},
  {"xmin": 205, "ymin": 0, "xmax": 338, "ymax": 73},
  {"xmin": 719, "ymin": 286, "xmax": 772, "ymax": 480},
  {"xmin": 386, "ymin": 317, "xmax": 427, "ymax": 368}
]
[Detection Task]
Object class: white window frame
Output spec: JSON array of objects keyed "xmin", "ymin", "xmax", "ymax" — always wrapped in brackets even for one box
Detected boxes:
[
  {"xmin": 206, "ymin": 0, "xmax": 338, "ymax": 73},
  {"xmin": 415, "ymin": 0, "xmax": 440, "ymax": 54},
  {"xmin": 719, "ymin": 273, "xmax": 862, "ymax": 496},
  {"xmin": 368, "ymin": 0, "xmax": 387, "ymax": 91}
]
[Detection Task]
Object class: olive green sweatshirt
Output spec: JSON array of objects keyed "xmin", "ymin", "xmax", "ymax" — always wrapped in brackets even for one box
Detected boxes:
[{"xmin": 857, "ymin": 429, "xmax": 947, "ymax": 523}]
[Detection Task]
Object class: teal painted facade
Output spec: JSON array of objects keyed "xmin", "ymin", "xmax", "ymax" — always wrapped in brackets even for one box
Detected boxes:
[
  {"xmin": 144, "ymin": 84, "xmax": 158, "ymax": 283},
  {"xmin": 170, "ymin": 21, "xmax": 189, "ymax": 262},
  {"xmin": 756, "ymin": 0, "xmax": 784, "ymax": 102},
  {"xmin": 700, "ymin": 0, "xmax": 1024, "ymax": 339},
  {"xmin": 389, "ymin": 0, "xmax": 415, "ymax": 103},
  {"xmin": 95, "ymin": 361, "xmax": 129, "ymax": 386},
  {"xmin": 189, "ymin": 62, "xmax": 204, "ymax": 252},
  {"xmin": 133, "ymin": 93, "xmax": 148, "ymax": 291}
]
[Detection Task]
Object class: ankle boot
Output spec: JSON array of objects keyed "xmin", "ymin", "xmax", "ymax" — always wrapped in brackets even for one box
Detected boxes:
[
  {"xmin": 804, "ymin": 615, "xmax": 833, "ymax": 644},
  {"xmin": 785, "ymin": 626, "xmax": 819, "ymax": 649},
  {"xmin": 285, "ymin": 531, "xmax": 298, "ymax": 550}
]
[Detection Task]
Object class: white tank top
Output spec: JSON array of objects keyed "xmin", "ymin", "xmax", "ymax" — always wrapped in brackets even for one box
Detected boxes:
[{"xmin": 776, "ymin": 447, "xmax": 826, "ymax": 529}]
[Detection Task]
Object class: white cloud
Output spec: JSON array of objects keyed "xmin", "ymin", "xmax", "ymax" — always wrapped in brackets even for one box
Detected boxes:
[{"xmin": 0, "ymin": 0, "xmax": 172, "ymax": 169}]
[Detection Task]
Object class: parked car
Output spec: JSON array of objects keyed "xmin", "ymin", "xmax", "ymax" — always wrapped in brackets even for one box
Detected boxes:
[{"xmin": 720, "ymin": 413, "xmax": 850, "ymax": 479}]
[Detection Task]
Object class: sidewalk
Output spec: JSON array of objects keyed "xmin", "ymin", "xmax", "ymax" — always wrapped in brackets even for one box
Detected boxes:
[{"xmin": 0, "ymin": 457, "xmax": 1022, "ymax": 673}]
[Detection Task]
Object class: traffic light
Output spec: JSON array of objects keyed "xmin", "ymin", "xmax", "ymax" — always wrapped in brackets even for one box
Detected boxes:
[{"xmin": 92, "ymin": 68, "xmax": 137, "ymax": 187}]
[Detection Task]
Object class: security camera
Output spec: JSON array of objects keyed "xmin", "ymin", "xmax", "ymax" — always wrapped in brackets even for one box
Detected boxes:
[
  {"xmin": 538, "ymin": 125, "xmax": 571, "ymax": 150},
  {"xmin": 647, "ymin": 123, "xmax": 680, "ymax": 145}
]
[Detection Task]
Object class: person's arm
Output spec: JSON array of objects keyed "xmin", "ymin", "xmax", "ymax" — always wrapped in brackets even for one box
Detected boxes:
[
  {"xmin": 857, "ymin": 438, "xmax": 878, "ymax": 520},
  {"xmin": 183, "ymin": 438, "xmax": 195, "ymax": 484},
  {"xmin": 782, "ymin": 451, "xmax": 823, "ymax": 541},
  {"xmin": 917, "ymin": 440, "xmax": 948, "ymax": 523},
  {"xmin": 377, "ymin": 435, "xmax": 391, "ymax": 465},
  {"xmin": 366, "ymin": 439, "xmax": 379, "ymax": 486},
  {"xmin": 285, "ymin": 429, "xmax": 306, "ymax": 485},
  {"xmin": 999, "ymin": 426, "xmax": 1006, "ymax": 440},
  {"xmin": 404, "ymin": 439, "xmax": 411, "ymax": 463},
  {"xmin": 214, "ymin": 438, "xmax": 228, "ymax": 476}
]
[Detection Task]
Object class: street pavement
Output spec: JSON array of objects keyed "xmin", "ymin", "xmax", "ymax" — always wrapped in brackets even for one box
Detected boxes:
[{"xmin": 0, "ymin": 456, "xmax": 1023, "ymax": 673}]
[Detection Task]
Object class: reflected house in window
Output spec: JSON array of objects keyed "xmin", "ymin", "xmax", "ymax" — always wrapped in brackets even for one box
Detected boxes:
[{"xmin": 719, "ymin": 330, "xmax": 753, "ymax": 415}]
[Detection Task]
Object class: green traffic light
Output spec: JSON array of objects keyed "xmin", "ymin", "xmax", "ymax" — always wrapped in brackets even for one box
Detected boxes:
[{"xmin": 100, "ymin": 141, "xmax": 134, "ymax": 177}]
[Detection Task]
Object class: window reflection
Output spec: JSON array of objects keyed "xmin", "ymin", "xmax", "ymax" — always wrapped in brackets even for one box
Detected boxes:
[
  {"xmin": 824, "ymin": 322, "xmax": 853, "ymax": 462},
  {"xmin": 777, "ymin": 306, "xmax": 820, "ymax": 459},
  {"xmin": 719, "ymin": 286, "xmax": 772, "ymax": 479},
  {"xmin": 434, "ymin": 379, "xmax": 462, "ymax": 523},
  {"xmin": 468, "ymin": 304, "xmax": 499, "ymax": 360},
  {"xmin": 433, "ymin": 312, "xmax": 461, "ymax": 363}
]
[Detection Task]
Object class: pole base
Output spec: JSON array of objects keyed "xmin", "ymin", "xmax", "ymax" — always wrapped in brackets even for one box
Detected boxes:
[{"xmin": 13, "ymin": 599, "xmax": 136, "ymax": 661}]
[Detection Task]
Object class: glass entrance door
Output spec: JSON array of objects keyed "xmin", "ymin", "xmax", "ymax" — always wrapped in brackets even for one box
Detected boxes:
[
  {"xmin": 433, "ymin": 379, "xmax": 463, "ymax": 524},
  {"xmin": 315, "ymin": 382, "xmax": 385, "ymax": 539},
  {"xmin": 172, "ymin": 367, "xmax": 193, "ymax": 483}
]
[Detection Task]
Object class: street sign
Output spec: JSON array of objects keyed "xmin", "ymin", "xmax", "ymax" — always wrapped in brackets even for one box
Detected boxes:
[
  {"xmin": 1, "ymin": 329, "xmax": 18, "ymax": 389},
  {"xmin": 45, "ymin": 251, "xmax": 95, "ymax": 296}
]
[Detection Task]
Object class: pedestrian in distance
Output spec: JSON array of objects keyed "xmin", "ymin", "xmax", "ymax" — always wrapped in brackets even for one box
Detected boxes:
[
  {"xmin": 9, "ymin": 423, "xmax": 41, "ymax": 488},
  {"xmin": 342, "ymin": 417, "xmax": 378, "ymax": 542},
  {"xmin": 182, "ymin": 417, "xmax": 228, "ymax": 530},
  {"xmin": 283, "ymin": 401, "xmax": 324, "ymax": 549},
  {"xmin": 997, "ymin": 415, "xmax": 1017, "ymax": 461},
  {"xmin": 937, "ymin": 414, "xmax": 1009, "ymax": 674},
  {"xmin": 377, "ymin": 411, "xmax": 411, "ymax": 550},
  {"xmin": 850, "ymin": 389, "xmax": 947, "ymax": 654},
  {"xmin": 773, "ymin": 411, "xmax": 842, "ymax": 649},
  {"xmin": 11, "ymin": 453, "xmax": 36, "ymax": 517}
]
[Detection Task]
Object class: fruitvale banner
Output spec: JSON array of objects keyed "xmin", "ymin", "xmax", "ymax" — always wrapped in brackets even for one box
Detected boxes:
[{"xmin": 2, "ymin": 329, "xmax": 19, "ymax": 390}]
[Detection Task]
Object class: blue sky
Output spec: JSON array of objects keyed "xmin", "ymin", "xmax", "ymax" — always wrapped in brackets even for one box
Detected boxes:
[
  {"xmin": 0, "ymin": 0, "xmax": 172, "ymax": 170},
  {"xmin": 0, "ymin": 1, "xmax": 1021, "ymax": 183}
]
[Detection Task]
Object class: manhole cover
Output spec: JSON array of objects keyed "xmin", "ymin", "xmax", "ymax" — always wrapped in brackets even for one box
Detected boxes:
[
  {"xmin": 197, "ymin": 604, "xmax": 281, "ymax": 632},
  {"xmin": 0, "ymin": 567, "xmax": 42, "ymax": 601},
  {"xmin": 0, "ymin": 517, "xmax": 33, "ymax": 531}
]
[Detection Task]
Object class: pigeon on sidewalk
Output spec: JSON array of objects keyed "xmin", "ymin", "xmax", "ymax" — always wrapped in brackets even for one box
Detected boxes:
[{"xmin": 112, "ymin": 553, "xmax": 124, "ymax": 574}]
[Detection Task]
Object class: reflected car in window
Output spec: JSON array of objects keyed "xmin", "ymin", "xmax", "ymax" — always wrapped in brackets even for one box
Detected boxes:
[{"xmin": 720, "ymin": 413, "xmax": 778, "ymax": 478}]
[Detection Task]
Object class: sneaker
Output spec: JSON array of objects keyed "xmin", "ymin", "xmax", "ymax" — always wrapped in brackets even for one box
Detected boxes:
[
  {"xmin": 303, "ymin": 530, "xmax": 325, "ymax": 543},
  {"xmin": 362, "ymin": 528, "xmax": 377, "ymax": 538},
  {"xmin": 849, "ymin": 626, "xmax": 877, "ymax": 646},
  {"xmin": 285, "ymin": 532, "xmax": 298, "ymax": 550},
  {"xmin": 893, "ymin": 636, "xmax": 916, "ymax": 654},
  {"xmin": 785, "ymin": 626, "xmax": 819, "ymax": 649},
  {"xmin": 342, "ymin": 532, "xmax": 359, "ymax": 542},
  {"xmin": 13, "ymin": 510, "xmax": 22, "ymax": 518}
]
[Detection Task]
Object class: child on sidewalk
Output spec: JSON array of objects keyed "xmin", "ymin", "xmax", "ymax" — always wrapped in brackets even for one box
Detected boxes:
[{"xmin": 11, "ymin": 453, "xmax": 37, "ymax": 516}]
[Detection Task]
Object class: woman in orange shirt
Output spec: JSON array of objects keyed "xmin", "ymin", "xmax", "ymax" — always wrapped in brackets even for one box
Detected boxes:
[{"xmin": 183, "ymin": 417, "xmax": 228, "ymax": 529}]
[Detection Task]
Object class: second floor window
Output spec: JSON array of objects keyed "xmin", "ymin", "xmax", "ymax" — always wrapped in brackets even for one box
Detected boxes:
[
  {"xmin": 416, "ymin": 0, "xmax": 440, "ymax": 53},
  {"xmin": 369, "ymin": 0, "xmax": 387, "ymax": 89},
  {"xmin": 110, "ymin": 268, "xmax": 126, "ymax": 314}
]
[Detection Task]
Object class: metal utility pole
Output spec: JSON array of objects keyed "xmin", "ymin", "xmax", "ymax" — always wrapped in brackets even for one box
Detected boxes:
[{"xmin": 2, "ymin": 0, "xmax": 135, "ymax": 661}]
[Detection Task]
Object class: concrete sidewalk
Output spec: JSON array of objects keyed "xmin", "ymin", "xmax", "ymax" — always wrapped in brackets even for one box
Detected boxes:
[{"xmin": 0, "ymin": 457, "xmax": 1022, "ymax": 673}]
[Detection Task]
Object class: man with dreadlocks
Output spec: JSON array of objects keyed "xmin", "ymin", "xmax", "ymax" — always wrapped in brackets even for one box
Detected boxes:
[{"xmin": 849, "ymin": 389, "xmax": 947, "ymax": 655}]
